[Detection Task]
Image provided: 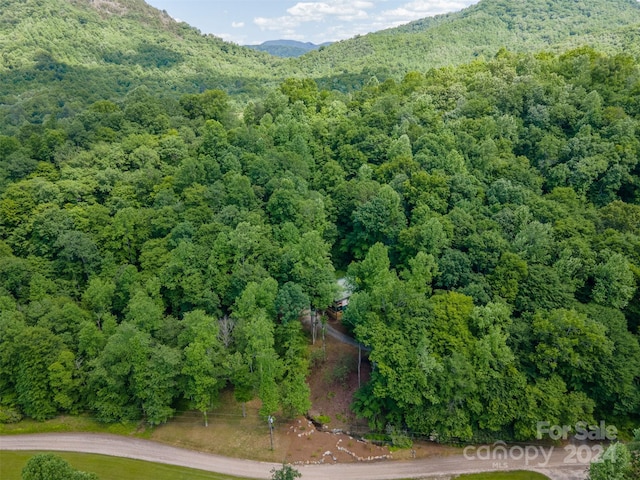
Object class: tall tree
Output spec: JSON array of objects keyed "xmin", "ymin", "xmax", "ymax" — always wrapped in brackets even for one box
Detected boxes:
[
  {"xmin": 233, "ymin": 280, "xmax": 283, "ymax": 418},
  {"xmin": 14, "ymin": 327, "xmax": 64, "ymax": 420},
  {"xmin": 179, "ymin": 310, "xmax": 227, "ymax": 426}
]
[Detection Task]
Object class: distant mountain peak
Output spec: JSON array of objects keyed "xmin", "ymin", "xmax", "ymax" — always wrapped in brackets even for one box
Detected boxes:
[{"xmin": 246, "ymin": 39, "xmax": 332, "ymax": 58}]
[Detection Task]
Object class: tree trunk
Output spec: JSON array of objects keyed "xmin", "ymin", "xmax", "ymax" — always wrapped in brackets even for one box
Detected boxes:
[
  {"xmin": 203, "ymin": 410, "xmax": 208, "ymax": 427},
  {"xmin": 242, "ymin": 402, "xmax": 246, "ymax": 418},
  {"xmin": 321, "ymin": 315, "xmax": 326, "ymax": 359},
  {"xmin": 358, "ymin": 344, "xmax": 362, "ymax": 388},
  {"xmin": 311, "ymin": 308, "xmax": 317, "ymax": 345}
]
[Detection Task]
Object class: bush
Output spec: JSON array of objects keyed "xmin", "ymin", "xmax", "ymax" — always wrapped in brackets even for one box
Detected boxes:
[
  {"xmin": 314, "ymin": 414, "xmax": 331, "ymax": 425},
  {"xmin": 386, "ymin": 424, "xmax": 413, "ymax": 449},
  {"xmin": 22, "ymin": 453, "xmax": 98, "ymax": 480},
  {"xmin": 309, "ymin": 348, "xmax": 326, "ymax": 368},
  {"xmin": 325, "ymin": 353, "xmax": 356, "ymax": 386},
  {"xmin": 271, "ymin": 464, "xmax": 301, "ymax": 480},
  {"xmin": 0, "ymin": 405, "xmax": 23, "ymax": 424}
]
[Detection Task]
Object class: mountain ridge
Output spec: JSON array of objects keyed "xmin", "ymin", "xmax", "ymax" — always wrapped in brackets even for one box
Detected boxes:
[
  {"xmin": 0, "ymin": 0, "xmax": 287, "ymax": 96},
  {"xmin": 245, "ymin": 40, "xmax": 332, "ymax": 58},
  {"xmin": 2, "ymin": 0, "xmax": 640, "ymax": 122},
  {"xmin": 295, "ymin": 0, "xmax": 640, "ymax": 79}
]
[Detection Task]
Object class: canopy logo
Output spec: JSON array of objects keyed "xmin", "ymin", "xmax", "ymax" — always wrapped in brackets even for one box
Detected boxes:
[{"xmin": 463, "ymin": 441, "xmax": 555, "ymax": 467}]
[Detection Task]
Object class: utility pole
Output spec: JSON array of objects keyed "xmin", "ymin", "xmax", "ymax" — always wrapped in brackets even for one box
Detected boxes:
[{"xmin": 268, "ymin": 415, "xmax": 275, "ymax": 451}]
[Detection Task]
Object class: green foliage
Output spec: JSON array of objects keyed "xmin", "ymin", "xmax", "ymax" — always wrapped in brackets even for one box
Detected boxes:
[
  {"xmin": 22, "ymin": 453, "xmax": 98, "ymax": 480},
  {"xmin": 0, "ymin": 0, "xmax": 286, "ymax": 130},
  {"xmin": 296, "ymin": 0, "xmax": 640, "ymax": 86},
  {"xmin": 270, "ymin": 464, "xmax": 301, "ymax": 480},
  {"xmin": 385, "ymin": 424, "xmax": 413, "ymax": 449},
  {"xmin": 630, "ymin": 429, "xmax": 640, "ymax": 479},
  {"xmin": 0, "ymin": 405, "xmax": 22, "ymax": 424},
  {"xmin": 592, "ymin": 252, "xmax": 636, "ymax": 308},
  {"xmin": 314, "ymin": 414, "xmax": 331, "ymax": 425},
  {"xmin": 588, "ymin": 442, "xmax": 632, "ymax": 480},
  {"xmin": 275, "ymin": 282, "xmax": 309, "ymax": 324},
  {"xmin": 88, "ymin": 323, "xmax": 180, "ymax": 425},
  {"xmin": 179, "ymin": 311, "xmax": 227, "ymax": 425},
  {"xmin": 13, "ymin": 327, "xmax": 66, "ymax": 421}
]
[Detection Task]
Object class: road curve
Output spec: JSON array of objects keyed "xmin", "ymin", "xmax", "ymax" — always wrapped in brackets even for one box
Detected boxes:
[{"xmin": 1, "ymin": 433, "xmax": 589, "ymax": 480}]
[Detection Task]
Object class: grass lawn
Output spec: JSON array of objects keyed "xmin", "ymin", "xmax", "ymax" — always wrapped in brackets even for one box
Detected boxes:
[
  {"xmin": 454, "ymin": 471, "xmax": 550, "ymax": 479},
  {"xmin": 0, "ymin": 451, "xmax": 251, "ymax": 480},
  {"xmin": 0, "ymin": 415, "xmax": 147, "ymax": 437}
]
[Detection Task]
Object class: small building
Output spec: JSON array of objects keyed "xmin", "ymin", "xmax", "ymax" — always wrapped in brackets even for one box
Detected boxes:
[{"xmin": 327, "ymin": 278, "xmax": 352, "ymax": 322}]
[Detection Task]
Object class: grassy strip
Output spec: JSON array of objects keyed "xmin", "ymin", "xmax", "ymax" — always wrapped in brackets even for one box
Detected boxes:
[
  {"xmin": 0, "ymin": 415, "xmax": 148, "ymax": 437},
  {"xmin": 0, "ymin": 451, "xmax": 251, "ymax": 480},
  {"xmin": 455, "ymin": 471, "xmax": 550, "ymax": 479}
]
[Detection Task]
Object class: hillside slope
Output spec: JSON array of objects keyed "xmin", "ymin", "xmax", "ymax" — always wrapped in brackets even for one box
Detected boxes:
[
  {"xmin": 3, "ymin": 0, "xmax": 640, "ymax": 110},
  {"xmin": 294, "ymin": 0, "xmax": 640, "ymax": 81},
  {"xmin": 0, "ymin": 0, "xmax": 286, "ymax": 121}
]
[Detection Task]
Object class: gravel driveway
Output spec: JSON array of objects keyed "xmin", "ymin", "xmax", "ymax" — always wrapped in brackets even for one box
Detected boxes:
[{"xmin": 1, "ymin": 433, "xmax": 589, "ymax": 479}]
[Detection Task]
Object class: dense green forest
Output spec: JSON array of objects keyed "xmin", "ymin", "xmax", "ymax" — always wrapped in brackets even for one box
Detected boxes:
[
  {"xmin": 1, "ymin": 45, "xmax": 639, "ymax": 440},
  {"xmin": 0, "ymin": 0, "xmax": 639, "ymax": 446}
]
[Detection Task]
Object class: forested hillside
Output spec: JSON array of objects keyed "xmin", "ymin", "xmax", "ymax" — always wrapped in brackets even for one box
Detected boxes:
[
  {"xmin": 3, "ymin": 0, "xmax": 640, "ymax": 132},
  {"xmin": 1, "ymin": 39, "xmax": 639, "ymax": 442},
  {"xmin": 296, "ymin": 0, "xmax": 640, "ymax": 84},
  {"xmin": 0, "ymin": 0, "xmax": 288, "ymax": 129}
]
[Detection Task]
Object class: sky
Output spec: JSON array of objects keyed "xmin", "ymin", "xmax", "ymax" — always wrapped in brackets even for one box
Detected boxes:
[{"xmin": 145, "ymin": 0, "xmax": 479, "ymax": 45}]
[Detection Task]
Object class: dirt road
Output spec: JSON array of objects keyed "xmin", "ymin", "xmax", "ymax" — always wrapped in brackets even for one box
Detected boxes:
[{"xmin": 1, "ymin": 433, "xmax": 589, "ymax": 479}]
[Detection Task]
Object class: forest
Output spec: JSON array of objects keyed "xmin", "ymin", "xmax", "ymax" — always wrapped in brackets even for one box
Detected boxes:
[
  {"xmin": 0, "ymin": 0, "xmax": 639, "ymax": 451},
  {"xmin": 1, "ymin": 45, "xmax": 639, "ymax": 442}
]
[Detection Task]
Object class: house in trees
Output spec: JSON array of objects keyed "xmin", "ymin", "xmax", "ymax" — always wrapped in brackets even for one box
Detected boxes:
[{"xmin": 327, "ymin": 278, "xmax": 352, "ymax": 322}]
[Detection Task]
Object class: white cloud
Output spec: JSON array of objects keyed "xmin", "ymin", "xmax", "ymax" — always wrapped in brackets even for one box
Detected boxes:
[
  {"xmin": 380, "ymin": 0, "xmax": 473, "ymax": 22},
  {"xmin": 254, "ymin": 16, "xmax": 301, "ymax": 31},
  {"xmin": 231, "ymin": 21, "xmax": 245, "ymax": 28},
  {"xmin": 252, "ymin": 0, "xmax": 477, "ymax": 42},
  {"xmin": 322, "ymin": 22, "xmax": 376, "ymax": 41},
  {"xmin": 287, "ymin": 1, "xmax": 374, "ymax": 21},
  {"xmin": 254, "ymin": 0, "xmax": 375, "ymax": 32},
  {"xmin": 216, "ymin": 32, "xmax": 238, "ymax": 42}
]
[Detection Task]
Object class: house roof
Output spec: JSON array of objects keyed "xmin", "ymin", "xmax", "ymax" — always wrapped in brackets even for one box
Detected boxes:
[{"xmin": 335, "ymin": 277, "xmax": 353, "ymax": 302}]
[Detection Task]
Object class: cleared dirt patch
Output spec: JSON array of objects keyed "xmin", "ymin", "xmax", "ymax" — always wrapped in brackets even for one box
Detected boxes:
[
  {"xmin": 306, "ymin": 324, "xmax": 371, "ymax": 432},
  {"xmin": 149, "ymin": 392, "xmax": 392, "ymax": 464}
]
